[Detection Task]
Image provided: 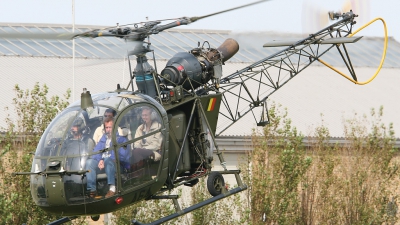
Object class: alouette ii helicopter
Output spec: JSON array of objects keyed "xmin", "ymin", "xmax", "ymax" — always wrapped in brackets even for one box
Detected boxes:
[{"xmin": 10, "ymin": 0, "xmax": 387, "ymax": 224}]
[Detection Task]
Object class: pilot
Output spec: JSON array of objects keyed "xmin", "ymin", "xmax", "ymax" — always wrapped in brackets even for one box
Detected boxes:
[
  {"xmin": 61, "ymin": 118, "xmax": 95, "ymax": 157},
  {"xmin": 85, "ymin": 117, "xmax": 130, "ymax": 198},
  {"xmin": 131, "ymin": 107, "xmax": 162, "ymax": 164}
]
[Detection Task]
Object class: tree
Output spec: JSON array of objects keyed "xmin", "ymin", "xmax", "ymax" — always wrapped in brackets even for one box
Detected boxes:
[{"xmin": 0, "ymin": 83, "xmax": 70, "ymax": 224}]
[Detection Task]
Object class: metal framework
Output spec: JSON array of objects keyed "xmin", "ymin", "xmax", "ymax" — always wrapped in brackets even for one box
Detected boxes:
[{"xmin": 214, "ymin": 12, "xmax": 358, "ymax": 136}]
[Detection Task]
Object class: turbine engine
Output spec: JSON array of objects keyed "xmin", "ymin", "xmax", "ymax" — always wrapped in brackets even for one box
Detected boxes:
[{"xmin": 160, "ymin": 38, "xmax": 239, "ymax": 90}]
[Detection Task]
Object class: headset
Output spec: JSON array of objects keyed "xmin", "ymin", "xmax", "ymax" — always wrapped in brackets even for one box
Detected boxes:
[
  {"xmin": 70, "ymin": 117, "xmax": 89, "ymax": 137},
  {"xmin": 150, "ymin": 109, "xmax": 157, "ymax": 121},
  {"xmin": 72, "ymin": 118, "xmax": 85, "ymax": 132},
  {"xmin": 141, "ymin": 106, "xmax": 158, "ymax": 122}
]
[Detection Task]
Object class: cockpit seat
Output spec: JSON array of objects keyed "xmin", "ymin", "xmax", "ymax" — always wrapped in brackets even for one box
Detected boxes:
[{"xmin": 96, "ymin": 173, "xmax": 108, "ymax": 180}]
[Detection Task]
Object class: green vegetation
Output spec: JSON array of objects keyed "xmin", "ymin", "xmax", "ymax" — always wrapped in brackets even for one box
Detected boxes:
[
  {"xmin": 246, "ymin": 103, "xmax": 399, "ymax": 224},
  {"xmin": 0, "ymin": 83, "xmax": 70, "ymax": 224},
  {"xmin": 115, "ymin": 103, "xmax": 399, "ymax": 225},
  {"xmin": 0, "ymin": 84, "xmax": 398, "ymax": 224}
]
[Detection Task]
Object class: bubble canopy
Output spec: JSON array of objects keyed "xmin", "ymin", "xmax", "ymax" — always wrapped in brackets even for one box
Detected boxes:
[{"xmin": 30, "ymin": 91, "xmax": 167, "ymax": 207}]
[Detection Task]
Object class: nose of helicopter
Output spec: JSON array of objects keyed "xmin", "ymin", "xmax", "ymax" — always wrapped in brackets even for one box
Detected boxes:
[{"xmin": 29, "ymin": 91, "xmax": 169, "ymax": 215}]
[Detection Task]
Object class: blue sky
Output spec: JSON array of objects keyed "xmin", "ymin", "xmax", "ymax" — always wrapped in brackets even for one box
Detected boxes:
[{"xmin": 0, "ymin": 0, "xmax": 398, "ymax": 41}]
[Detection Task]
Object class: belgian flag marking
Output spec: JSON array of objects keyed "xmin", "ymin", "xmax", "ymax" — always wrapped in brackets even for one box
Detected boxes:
[{"xmin": 207, "ymin": 98, "xmax": 216, "ymax": 111}]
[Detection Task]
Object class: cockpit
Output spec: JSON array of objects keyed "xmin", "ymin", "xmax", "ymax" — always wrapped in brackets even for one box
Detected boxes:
[{"xmin": 30, "ymin": 92, "xmax": 166, "ymax": 207}]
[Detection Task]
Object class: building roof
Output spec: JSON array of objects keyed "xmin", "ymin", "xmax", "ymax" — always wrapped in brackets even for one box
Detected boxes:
[{"xmin": 1, "ymin": 23, "xmax": 400, "ymax": 68}]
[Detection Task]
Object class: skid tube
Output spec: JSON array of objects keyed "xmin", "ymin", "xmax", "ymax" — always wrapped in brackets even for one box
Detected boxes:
[
  {"xmin": 46, "ymin": 216, "xmax": 78, "ymax": 225},
  {"xmin": 132, "ymin": 186, "xmax": 247, "ymax": 225},
  {"xmin": 132, "ymin": 170, "xmax": 247, "ymax": 225}
]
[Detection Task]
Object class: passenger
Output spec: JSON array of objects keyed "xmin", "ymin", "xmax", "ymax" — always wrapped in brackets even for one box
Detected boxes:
[
  {"xmin": 85, "ymin": 117, "xmax": 130, "ymax": 198},
  {"xmin": 93, "ymin": 108, "xmax": 129, "ymax": 144},
  {"xmin": 131, "ymin": 107, "xmax": 162, "ymax": 164},
  {"xmin": 93, "ymin": 108, "xmax": 116, "ymax": 144}
]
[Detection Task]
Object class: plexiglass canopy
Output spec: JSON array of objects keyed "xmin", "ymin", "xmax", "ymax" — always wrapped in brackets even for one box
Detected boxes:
[{"xmin": 31, "ymin": 92, "xmax": 166, "ymax": 206}]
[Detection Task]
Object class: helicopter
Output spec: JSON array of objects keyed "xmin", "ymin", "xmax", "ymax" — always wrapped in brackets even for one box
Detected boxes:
[{"xmin": 9, "ymin": 0, "xmax": 388, "ymax": 224}]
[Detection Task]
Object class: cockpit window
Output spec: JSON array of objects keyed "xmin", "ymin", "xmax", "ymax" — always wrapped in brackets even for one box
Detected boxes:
[
  {"xmin": 36, "ymin": 108, "xmax": 80, "ymax": 157},
  {"xmin": 117, "ymin": 105, "xmax": 164, "ymax": 190},
  {"xmin": 93, "ymin": 94, "xmax": 131, "ymax": 111}
]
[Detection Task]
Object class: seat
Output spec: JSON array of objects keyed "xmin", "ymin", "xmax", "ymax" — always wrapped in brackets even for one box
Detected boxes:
[
  {"xmin": 122, "ymin": 156, "xmax": 158, "ymax": 187},
  {"xmin": 95, "ymin": 173, "xmax": 109, "ymax": 195}
]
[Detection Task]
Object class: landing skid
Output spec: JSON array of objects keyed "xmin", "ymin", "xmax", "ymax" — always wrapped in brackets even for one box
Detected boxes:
[
  {"xmin": 47, "ymin": 216, "xmax": 78, "ymax": 225},
  {"xmin": 45, "ymin": 169, "xmax": 246, "ymax": 225},
  {"xmin": 132, "ymin": 185, "xmax": 247, "ymax": 225}
]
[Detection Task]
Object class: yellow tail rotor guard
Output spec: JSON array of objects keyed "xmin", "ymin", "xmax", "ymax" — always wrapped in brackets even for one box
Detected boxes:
[{"xmin": 317, "ymin": 17, "xmax": 388, "ymax": 85}]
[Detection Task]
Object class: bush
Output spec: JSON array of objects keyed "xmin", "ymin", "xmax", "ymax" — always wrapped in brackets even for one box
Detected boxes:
[
  {"xmin": 248, "ymin": 103, "xmax": 399, "ymax": 225},
  {"xmin": 0, "ymin": 83, "xmax": 70, "ymax": 224}
]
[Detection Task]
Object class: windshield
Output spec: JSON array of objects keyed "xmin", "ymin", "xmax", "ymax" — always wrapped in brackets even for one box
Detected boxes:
[{"xmin": 31, "ymin": 94, "xmax": 165, "ymax": 207}]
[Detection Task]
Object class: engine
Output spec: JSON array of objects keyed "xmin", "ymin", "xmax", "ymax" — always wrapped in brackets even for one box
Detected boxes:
[{"xmin": 160, "ymin": 38, "xmax": 239, "ymax": 90}]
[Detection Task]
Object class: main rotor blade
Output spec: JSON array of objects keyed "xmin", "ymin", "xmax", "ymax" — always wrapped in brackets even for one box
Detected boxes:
[
  {"xmin": 0, "ymin": 32, "xmax": 80, "ymax": 40},
  {"xmin": 0, "ymin": 1, "xmax": 270, "ymax": 41},
  {"xmin": 189, "ymin": 0, "xmax": 270, "ymax": 22},
  {"xmin": 151, "ymin": 0, "xmax": 270, "ymax": 34}
]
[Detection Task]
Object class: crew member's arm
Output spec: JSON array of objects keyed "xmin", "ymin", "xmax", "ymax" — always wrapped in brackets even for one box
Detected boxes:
[
  {"xmin": 117, "ymin": 136, "xmax": 131, "ymax": 169},
  {"xmin": 91, "ymin": 136, "xmax": 104, "ymax": 168},
  {"xmin": 133, "ymin": 125, "xmax": 144, "ymax": 148},
  {"xmin": 144, "ymin": 132, "xmax": 163, "ymax": 151}
]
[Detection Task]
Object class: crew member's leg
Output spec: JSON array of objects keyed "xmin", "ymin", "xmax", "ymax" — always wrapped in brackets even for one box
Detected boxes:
[
  {"xmin": 104, "ymin": 157, "xmax": 116, "ymax": 185},
  {"xmin": 131, "ymin": 148, "xmax": 153, "ymax": 164},
  {"xmin": 85, "ymin": 158, "xmax": 98, "ymax": 192},
  {"xmin": 104, "ymin": 157, "xmax": 116, "ymax": 197}
]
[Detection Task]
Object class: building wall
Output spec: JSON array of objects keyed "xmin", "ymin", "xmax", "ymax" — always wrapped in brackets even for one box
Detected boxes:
[{"xmin": 0, "ymin": 56, "xmax": 399, "ymax": 138}]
